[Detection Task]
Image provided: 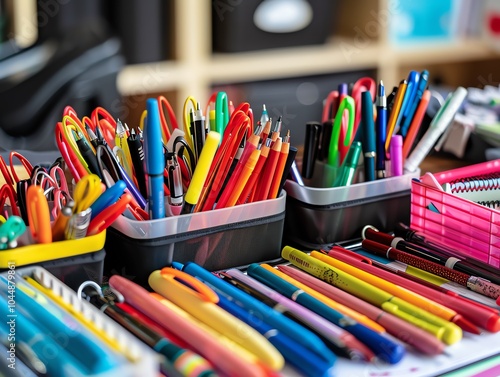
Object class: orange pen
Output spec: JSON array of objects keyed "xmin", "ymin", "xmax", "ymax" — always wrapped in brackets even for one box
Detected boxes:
[
  {"xmin": 385, "ymin": 79, "xmax": 407, "ymax": 155},
  {"xmin": 26, "ymin": 185, "xmax": 52, "ymax": 244},
  {"xmin": 402, "ymin": 89, "xmax": 431, "ymax": 160},
  {"xmin": 253, "ymin": 138, "xmax": 281, "ymax": 202},
  {"xmin": 87, "ymin": 193, "xmax": 132, "ymax": 236},
  {"xmin": 224, "ymin": 149, "xmax": 261, "ymax": 208},
  {"xmin": 268, "ymin": 130, "xmax": 290, "ymax": 199},
  {"xmin": 238, "ymin": 143, "xmax": 270, "ymax": 205}
]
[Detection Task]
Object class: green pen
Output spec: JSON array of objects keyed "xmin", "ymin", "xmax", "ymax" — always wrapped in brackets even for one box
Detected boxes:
[{"xmin": 333, "ymin": 141, "xmax": 362, "ymax": 187}]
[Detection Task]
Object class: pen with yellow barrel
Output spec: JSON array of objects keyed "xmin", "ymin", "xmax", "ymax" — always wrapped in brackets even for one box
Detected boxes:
[
  {"xmin": 282, "ymin": 246, "xmax": 462, "ymax": 345},
  {"xmin": 148, "ymin": 269, "xmax": 284, "ymax": 372}
]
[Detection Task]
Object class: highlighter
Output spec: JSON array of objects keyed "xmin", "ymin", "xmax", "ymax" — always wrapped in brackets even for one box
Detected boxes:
[{"xmin": 181, "ymin": 131, "xmax": 221, "ymax": 214}]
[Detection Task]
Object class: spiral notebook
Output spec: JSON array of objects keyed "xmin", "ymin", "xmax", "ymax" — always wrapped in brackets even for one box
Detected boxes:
[{"xmin": 442, "ymin": 172, "xmax": 500, "ymax": 208}]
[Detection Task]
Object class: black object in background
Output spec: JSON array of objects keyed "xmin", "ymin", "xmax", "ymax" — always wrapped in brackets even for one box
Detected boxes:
[
  {"xmin": 105, "ymin": 0, "xmax": 170, "ymax": 64},
  {"xmin": 212, "ymin": 0, "xmax": 337, "ymax": 53}
]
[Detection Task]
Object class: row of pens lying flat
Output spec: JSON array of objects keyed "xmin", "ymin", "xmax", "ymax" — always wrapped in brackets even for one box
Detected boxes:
[{"xmin": 7, "ymin": 226, "xmax": 498, "ymax": 376}]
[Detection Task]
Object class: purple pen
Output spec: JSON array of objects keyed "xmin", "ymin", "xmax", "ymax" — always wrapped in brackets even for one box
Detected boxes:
[
  {"xmin": 224, "ymin": 268, "xmax": 375, "ymax": 362},
  {"xmin": 390, "ymin": 135, "xmax": 403, "ymax": 177}
]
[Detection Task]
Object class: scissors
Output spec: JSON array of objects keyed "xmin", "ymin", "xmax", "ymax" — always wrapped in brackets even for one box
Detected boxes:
[
  {"xmin": 72, "ymin": 174, "xmax": 104, "ymax": 215},
  {"xmin": 0, "ymin": 184, "xmax": 20, "ymax": 218},
  {"xmin": 91, "ymin": 106, "xmax": 117, "ymax": 147},
  {"xmin": 31, "ymin": 165, "xmax": 72, "ymax": 219},
  {"xmin": 328, "ymin": 96, "xmax": 355, "ymax": 167},
  {"xmin": 158, "ymin": 95, "xmax": 179, "ymax": 143},
  {"xmin": 26, "ymin": 185, "xmax": 52, "ymax": 243},
  {"xmin": 351, "ymin": 77, "xmax": 377, "ymax": 136}
]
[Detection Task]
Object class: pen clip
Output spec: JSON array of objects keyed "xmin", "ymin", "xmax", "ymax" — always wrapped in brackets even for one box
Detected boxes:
[{"xmin": 160, "ymin": 267, "xmax": 219, "ymax": 303}]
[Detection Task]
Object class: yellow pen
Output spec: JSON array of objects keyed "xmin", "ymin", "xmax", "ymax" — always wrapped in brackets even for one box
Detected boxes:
[
  {"xmin": 282, "ymin": 246, "xmax": 462, "ymax": 345},
  {"xmin": 259, "ymin": 264, "xmax": 386, "ymax": 334},
  {"xmin": 149, "ymin": 269, "xmax": 284, "ymax": 372},
  {"xmin": 114, "ymin": 119, "xmax": 134, "ymax": 178},
  {"xmin": 311, "ymin": 251, "xmax": 463, "ymax": 344},
  {"xmin": 23, "ymin": 276, "xmax": 132, "ymax": 360}
]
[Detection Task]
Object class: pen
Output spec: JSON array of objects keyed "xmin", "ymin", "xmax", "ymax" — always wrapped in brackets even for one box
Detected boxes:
[
  {"xmin": 278, "ymin": 145, "xmax": 299, "ymax": 192},
  {"xmin": 108, "ymin": 275, "xmax": 267, "ymax": 377},
  {"xmin": 313, "ymin": 249, "xmax": 469, "ymax": 338},
  {"xmin": 302, "ymin": 122, "xmax": 321, "ymax": 179},
  {"xmin": 361, "ymin": 91, "xmax": 376, "ymax": 181},
  {"xmin": 215, "ymin": 293, "xmax": 336, "ymax": 377},
  {"xmin": 149, "ymin": 269, "xmax": 284, "ymax": 371},
  {"xmin": 181, "ymin": 131, "xmax": 220, "ymax": 214},
  {"xmin": 396, "ymin": 70, "xmax": 420, "ymax": 134},
  {"xmin": 166, "ymin": 152, "xmax": 184, "ymax": 215},
  {"xmin": 400, "ymin": 70, "xmax": 429, "ymax": 137},
  {"xmin": 395, "ymin": 222, "xmax": 500, "ymax": 276},
  {"xmin": 247, "ymin": 262, "xmax": 406, "ymax": 364},
  {"xmin": 333, "ymin": 141, "xmax": 361, "ymax": 187},
  {"xmin": 282, "ymin": 246, "xmax": 457, "ymax": 343},
  {"xmin": 86, "ymin": 193, "xmax": 132, "ymax": 236},
  {"xmin": 402, "ymin": 89, "xmax": 431, "ymax": 160},
  {"xmin": 404, "ymin": 86, "xmax": 468, "ymax": 173},
  {"xmin": 385, "ymin": 79, "xmax": 407, "ymax": 155},
  {"xmin": 171, "ymin": 261, "xmax": 335, "ymax": 361},
  {"xmin": 115, "ymin": 119, "xmax": 134, "ymax": 178},
  {"xmin": 375, "ymin": 81, "xmax": 387, "ymax": 179},
  {"xmin": 127, "ymin": 128, "xmax": 148, "ymax": 198},
  {"xmin": 361, "ymin": 239, "xmax": 500, "ymax": 301},
  {"xmin": 328, "ymin": 244, "xmax": 499, "ymax": 333},
  {"xmin": 221, "ymin": 269, "xmax": 375, "ymax": 362},
  {"xmin": 74, "ymin": 132, "xmax": 102, "ymax": 179},
  {"xmin": 364, "ymin": 227, "xmax": 500, "ymax": 285},
  {"xmin": 191, "ymin": 102, "xmax": 206, "ymax": 162},
  {"xmin": 89, "ymin": 180, "xmax": 126, "ymax": 220},
  {"xmin": 389, "ymin": 135, "xmax": 403, "ymax": 176},
  {"xmin": 144, "ymin": 98, "xmax": 166, "ymax": 219},
  {"xmin": 89, "ymin": 294, "xmax": 216, "ymax": 377},
  {"xmin": 277, "ymin": 264, "xmax": 446, "ymax": 355}
]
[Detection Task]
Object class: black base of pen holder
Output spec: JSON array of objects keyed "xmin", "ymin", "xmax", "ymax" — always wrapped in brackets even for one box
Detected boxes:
[
  {"xmin": 103, "ymin": 193, "xmax": 286, "ymax": 288},
  {"xmin": 283, "ymin": 162, "xmax": 420, "ymax": 250}
]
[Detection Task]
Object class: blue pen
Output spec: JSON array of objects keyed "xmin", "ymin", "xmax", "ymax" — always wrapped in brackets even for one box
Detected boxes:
[
  {"xmin": 376, "ymin": 81, "xmax": 387, "ymax": 179},
  {"xmin": 400, "ymin": 70, "xmax": 429, "ymax": 137},
  {"xmin": 246, "ymin": 263, "xmax": 406, "ymax": 365},
  {"xmin": 171, "ymin": 261, "xmax": 334, "ymax": 361},
  {"xmin": 0, "ymin": 277, "xmax": 122, "ymax": 374},
  {"xmin": 396, "ymin": 70, "xmax": 420, "ymax": 134},
  {"xmin": 217, "ymin": 294, "xmax": 336, "ymax": 377},
  {"xmin": 89, "ymin": 180, "xmax": 126, "ymax": 220},
  {"xmin": 144, "ymin": 98, "xmax": 166, "ymax": 219}
]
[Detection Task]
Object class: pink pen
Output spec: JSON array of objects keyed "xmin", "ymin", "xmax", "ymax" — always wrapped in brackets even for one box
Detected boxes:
[{"xmin": 390, "ymin": 135, "xmax": 403, "ymax": 177}]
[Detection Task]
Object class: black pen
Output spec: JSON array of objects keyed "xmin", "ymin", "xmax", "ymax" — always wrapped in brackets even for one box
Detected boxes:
[
  {"xmin": 302, "ymin": 122, "xmax": 321, "ymax": 179},
  {"xmin": 75, "ymin": 131, "xmax": 102, "ymax": 179},
  {"xmin": 191, "ymin": 102, "xmax": 206, "ymax": 162},
  {"xmin": 127, "ymin": 128, "xmax": 148, "ymax": 198}
]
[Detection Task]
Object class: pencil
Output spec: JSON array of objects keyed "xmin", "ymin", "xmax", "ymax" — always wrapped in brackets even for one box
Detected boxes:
[{"xmin": 385, "ymin": 79, "xmax": 407, "ymax": 155}]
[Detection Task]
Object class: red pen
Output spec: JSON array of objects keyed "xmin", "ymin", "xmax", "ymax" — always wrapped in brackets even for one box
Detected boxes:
[{"xmin": 87, "ymin": 193, "xmax": 132, "ymax": 236}]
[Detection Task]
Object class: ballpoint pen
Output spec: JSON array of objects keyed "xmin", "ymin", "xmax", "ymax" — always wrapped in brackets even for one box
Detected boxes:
[
  {"xmin": 127, "ymin": 128, "xmax": 148, "ymax": 198},
  {"xmin": 191, "ymin": 102, "xmax": 206, "ymax": 162},
  {"xmin": 396, "ymin": 70, "xmax": 420, "ymax": 134},
  {"xmin": 402, "ymin": 89, "xmax": 431, "ymax": 160},
  {"xmin": 302, "ymin": 121, "xmax": 321, "ymax": 179},
  {"xmin": 115, "ymin": 119, "xmax": 134, "ymax": 178},
  {"xmin": 326, "ymin": 244, "xmax": 499, "ymax": 333},
  {"xmin": 149, "ymin": 269, "xmax": 284, "ymax": 371},
  {"xmin": 361, "ymin": 91, "xmax": 376, "ymax": 181},
  {"xmin": 375, "ymin": 80, "xmax": 387, "ymax": 179},
  {"xmin": 166, "ymin": 152, "xmax": 184, "ymax": 215},
  {"xmin": 144, "ymin": 98, "xmax": 166, "ymax": 219},
  {"xmin": 400, "ymin": 70, "xmax": 429, "ymax": 137},
  {"xmin": 361, "ymin": 239, "xmax": 500, "ymax": 301},
  {"xmin": 364, "ymin": 226, "xmax": 500, "ymax": 285},
  {"xmin": 277, "ymin": 264, "xmax": 446, "ymax": 355},
  {"xmin": 215, "ymin": 293, "xmax": 336, "ymax": 377},
  {"xmin": 170, "ymin": 261, "xmax": 336, "ymax": 361},
  {"xmin": 221, "ymin": 269, "xmax": 376, "ymax": 362},
  {"xmin": 404, "ymin": 86, "xmax": 468, "ymax": 173},
  {"xmin": 385, "ymin": 79, "xmax": 407, "ymax": 155},
  {"xmin": 246, "ymin": 262, "xmax": 406, "ymax": 364},
  {"xmin": 89, "ymin": 180, "xmax": 126, "ymax": 220},
  {"xmin": 74, "ymin": 131, "xmax": 102, "ymax": 179}
]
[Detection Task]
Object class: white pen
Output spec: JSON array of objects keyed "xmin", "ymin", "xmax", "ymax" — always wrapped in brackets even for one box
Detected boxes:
[{"xmin": 404, "ymin": 86, "xmax": 468, "ymax": 173}]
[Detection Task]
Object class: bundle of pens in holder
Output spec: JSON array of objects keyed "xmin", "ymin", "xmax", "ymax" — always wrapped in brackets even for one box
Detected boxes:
[
  {"xmin": 284, "ymin": 71, "xmax": 449, "ymax": 249},
  {"xmin": 0, "ymin": 151, "xmax": 110, "ymax": 289},
  {"xmin": 54, "ymin": 94, "xmax": 290, "ymax": 286}
]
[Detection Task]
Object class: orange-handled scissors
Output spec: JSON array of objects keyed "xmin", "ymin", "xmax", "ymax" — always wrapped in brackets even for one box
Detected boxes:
[{"xmin": 26, "ymin": 185, "xmax": 52, "ymax": 244}]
